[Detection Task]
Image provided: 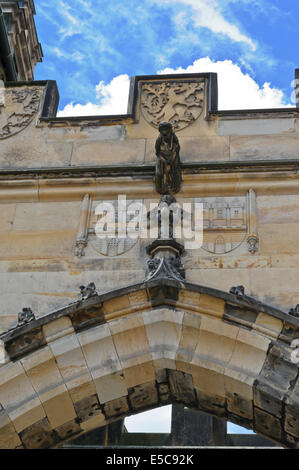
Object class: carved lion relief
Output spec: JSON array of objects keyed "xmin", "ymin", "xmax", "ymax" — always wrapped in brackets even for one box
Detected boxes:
[
  {"xmin": 141, "ymin": 80, "xmax": 205, "ymax": 131},
  {"xmin": 0, "ymin": 87, "xmax": 42, "ymax": 139}
]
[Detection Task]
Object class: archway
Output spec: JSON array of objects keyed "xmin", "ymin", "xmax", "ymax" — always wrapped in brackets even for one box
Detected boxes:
[{"xmin": 0, "ymin": 278, "xmax": 298, "ymax": 448}]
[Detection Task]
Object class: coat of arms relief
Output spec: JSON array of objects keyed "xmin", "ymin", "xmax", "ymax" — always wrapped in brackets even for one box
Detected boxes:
[
  {"xmin": 141, "ymin": 79, "xmax": 205, "ymax": 131},
  {"xmin": 0, "ymin": 86, "xmax": 42, "ymax": 139}
]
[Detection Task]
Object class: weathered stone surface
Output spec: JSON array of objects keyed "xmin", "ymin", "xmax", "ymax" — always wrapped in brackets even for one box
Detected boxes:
[
  {"xmin": 128, "ymin": 382, "xmax": 159, "ymax": 410},
  {"xmin": 74, "ymin": 394, "xmax": 102, "ymax": 423},
  {"xmin": 218, "ymin": 118, "xmax": 295, "ymax": 136},
  {"xmin": 230, "ymin": 134, "xmax": 299, "ymax": 160},
  {"xmin": 20, "ymin": 417, "xmax": 59, "ymax": 449},
  {"xmin": 103, "ymin": 397, "xmax": 129, "ymax": 419},
  {"xmin": 255, "ymin": 343, "xmax": 298, "ymax": 410},
  {"xmin": 168, "ymin": 370, "xmax": 197, "ymax": 407},
  {"xmin": 54, "ymin": 419, "xmax": 81, "ymax": 441},
  {"xmin": 71, "ymin": 140, "xmax": 146, "ymax": 166},
  {"xmin": 254, "ymin": 407, "xmax": 282, "ymax": 441}
]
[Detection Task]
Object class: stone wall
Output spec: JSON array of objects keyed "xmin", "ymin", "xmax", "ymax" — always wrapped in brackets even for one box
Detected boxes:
[{"xmin": 1, "ymin": 75, "xmax": 299, "ymax": 332}]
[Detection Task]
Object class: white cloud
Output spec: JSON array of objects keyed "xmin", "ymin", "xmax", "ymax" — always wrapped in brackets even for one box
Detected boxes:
[
  {"xmin": 152, "ymin": 0, "xmax": 256, "ymax": 50},
  {"xmin": 57, "ymin": 57, "xmax": 291, "ymax": 117},
  {"xmin": 57, "ymin": 74, "xmax": 130, "ymax": 117},
  {"xmin": 159, "ymin": 57, "xmax": 291, "ymax": 109}
]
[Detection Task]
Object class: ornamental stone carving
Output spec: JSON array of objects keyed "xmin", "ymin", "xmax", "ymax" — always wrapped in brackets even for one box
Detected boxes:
[
  {"xmin": 0, "ymin": 86, "xmax": 42, "ymax": 139},
  {"xmin": 141, "ymin": 80, "xmax": 205, "ymax": 131},
  {"xmin": 17, "ymin": 308, "xmax": 35, "ymax": 327}
]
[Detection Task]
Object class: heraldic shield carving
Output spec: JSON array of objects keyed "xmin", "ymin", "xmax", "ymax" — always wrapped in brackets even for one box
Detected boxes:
[
  {"xmin": 0, "ymin": 86, "xmax": 42, "ymax": 139},
  {"xmin": 141, "ymin": 79, "xmax": 205, "ymax": 131}
]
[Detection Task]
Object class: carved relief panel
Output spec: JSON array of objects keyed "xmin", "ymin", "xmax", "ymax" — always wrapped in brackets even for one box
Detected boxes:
[
  {"xmin": 74, "ymin": 190, "xmax": 258, "ymax": 258},
  {"xmin": 74, "ymin": 195, "xmax": 141, "ymax": 258},
  {"xmin": 140, "ymin": 79, "xmax": 206, "ymax": 131},
  {"xmin": 0, "ymin": 86, "xmax": 43, "ymax": 139},
  {"xmin": 195, "ymin": 189, "xmax": 258, "ymax": 254}
]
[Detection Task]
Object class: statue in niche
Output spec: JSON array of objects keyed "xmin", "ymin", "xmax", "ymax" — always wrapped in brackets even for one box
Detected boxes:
[{"xmin": 155, "ymin": 121, "xmax": 182, "ymax": 195}]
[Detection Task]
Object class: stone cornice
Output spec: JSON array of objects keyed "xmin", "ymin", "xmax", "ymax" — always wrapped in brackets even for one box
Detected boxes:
[
  {"xmin": 1, "ymin": 161, "xmax": 299, "ymax": 201},
  {"xmin": 1, "ymin": 160, "xmax": 299, "ymax": 180},
  {"xmin": 1, "ymin": 277, "xmax": 298, "ymax": 361}
]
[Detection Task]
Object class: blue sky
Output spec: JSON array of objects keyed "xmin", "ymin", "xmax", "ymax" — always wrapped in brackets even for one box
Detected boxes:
[
  {"xmin": 32, "ymin": 0, "xmax": 287, "ymax": 435},
  {"xmin": 33, "ymin": 0, "xmax": 299, "ymax": 115}
]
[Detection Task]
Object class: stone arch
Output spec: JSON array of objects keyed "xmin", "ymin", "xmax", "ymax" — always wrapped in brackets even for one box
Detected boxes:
[{"xmin": 0, "ymin": 279, "xmax": 298, "ymax": 448}]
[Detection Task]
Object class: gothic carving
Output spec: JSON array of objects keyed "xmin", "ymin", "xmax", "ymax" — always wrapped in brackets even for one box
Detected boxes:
[
  {"xmin": 18, "ymin": 308, "xmax": 35, "ymax": 327},
  {"xmin": 289, "ymin": 305, "xmax": 299, "ymax": 318},
  {"xmin": 146, "ymin": 255, "xmax": 185, "ymax": 282},
  {"xmin": 155, "ymin": 122, "xmax": 182, "ymax": 195},
  {"xmin": 141, "ymin": 80, "xmax": 205, "ymax": 131},
  {"xmin": 229, "ymin": 286, "xmax": 245, "ymax": 296},
  {"xmin": 247, "ymin": 233, "xmax": 259, "ymax": 254},
  {"xmin": 78, "ymin": 283, "xmax": 97, "ymax": 300},
  {"xmin": 0, "ymin": 87, "xmax": 42, "ymax": 139}
]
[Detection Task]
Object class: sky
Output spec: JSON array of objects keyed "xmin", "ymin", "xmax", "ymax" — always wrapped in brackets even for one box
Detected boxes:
[
  {"xmin": 33, "ymin": 0, "xmax": 299, "ymax": 117},
  {"xmin": 32, "ymin": 0, "xmax": 291, "ymax": 435}
]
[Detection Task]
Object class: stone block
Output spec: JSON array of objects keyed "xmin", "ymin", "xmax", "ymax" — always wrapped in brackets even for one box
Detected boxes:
[
  {"xmin": 71, "ymin": 139, "xmax": 146, "ymax": 166},
  {"xmin": 255, "ymin": 312, "xmax": 283, "ymax": 339},
  {"xmin": 227, "ymin": 329, "xmax": 270, "ymax": 379},
  {"xmin": 55, "ymin": 418, "xmax": 81, "ymax": 442},
  {"xmin": 112, "ymin": 325, "xmax": 151, "ymax": 370},
  {"xmin": 19, "ymin": 417, "xmax": 59, "ymax": 449},
  {"xmin": 254, "ymin": 407, "xmax": 281, "ymax": 441},
  {"xmin": 94, "ymin": 372, "xmax": 128, "ymax": 404},
  {"xmin": 0, "ymin": 230, "xmax": 76, "ymax": 259},
  {"xmin": 103, "ymin": 396, "xmax": 129, "ymax": 419},
  {"xmin": 74, "ymin": 394, "xmax": 103, "ymax": 422},
  {"xmin": 195, "ymin": 389, "xmax": 226, "ymax": 417},
  {"xmin": 0, "ymin": 361, "xmax": 45, "ymax": 432},
  {"xmin": 143, "ymin": 308, "xmax": 183, "ymax": 365},
  {"xmin": 103, "ymin": 295, "xmax": 130, "ymax": 316},
  {"xmin": 123, "ymin": 362, "xmax": 155, "ymax": 389},
  {"xmin": 0, "ymin": 422, "xmax": 22, "ymax": 449},
  {"xmin": 128, "ymin": 382, "xmax": 158, "ymax": 410},
  {"xmin": 176, "ymin": 312, "xmax": 201, "ymax": 367},
  {"xmin": 168, "ymin": 370, "xmax": 197, "ymax": 407},
  {"xmin": 191, "ymin": 364, "xmax": 225, "ymax": 398},
  {"xmin": 0, "ymin": 204, "xmax": 16, "ymax": 232},
  {"xmin": 0, "ymin": 139, "xmax": 73, "ymax": 169},
  {"xmin": 218, "ymin": 118, "xmax": 295, "ymax": 136},
  {"xmin": 258, "ymin": 195, "xmax": 299, "ymax": 225},
  {"xmin": 43, "ymin": 390, "xmax": 76, "ymax": 429},
  {"xmin": 69, "ymin": 380, "xmax": 97, "ymax": 404},
  {"xmin": 230, "ymin": 134, "xmax": 299, "ymax": 161},
  {"xmin": 49, "ymin": 334, "xmax": 93, "ymax": 390},
  {"xmin": 78, "ymin": 323, "xmax": 122, "ymax": 377},
  {"xmin": 12, "ymin": 201, "xmax": 80, "ymax": 231}
]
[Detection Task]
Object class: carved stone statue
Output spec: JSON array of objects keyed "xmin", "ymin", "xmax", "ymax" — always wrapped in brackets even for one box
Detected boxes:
[
  {"xmin": 155, "ymin": 122, "xmax": 182, "ymax": 195},
  {"xmin": 18, "ymin": 308, "xmax": 35, "ymax": 326}
]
